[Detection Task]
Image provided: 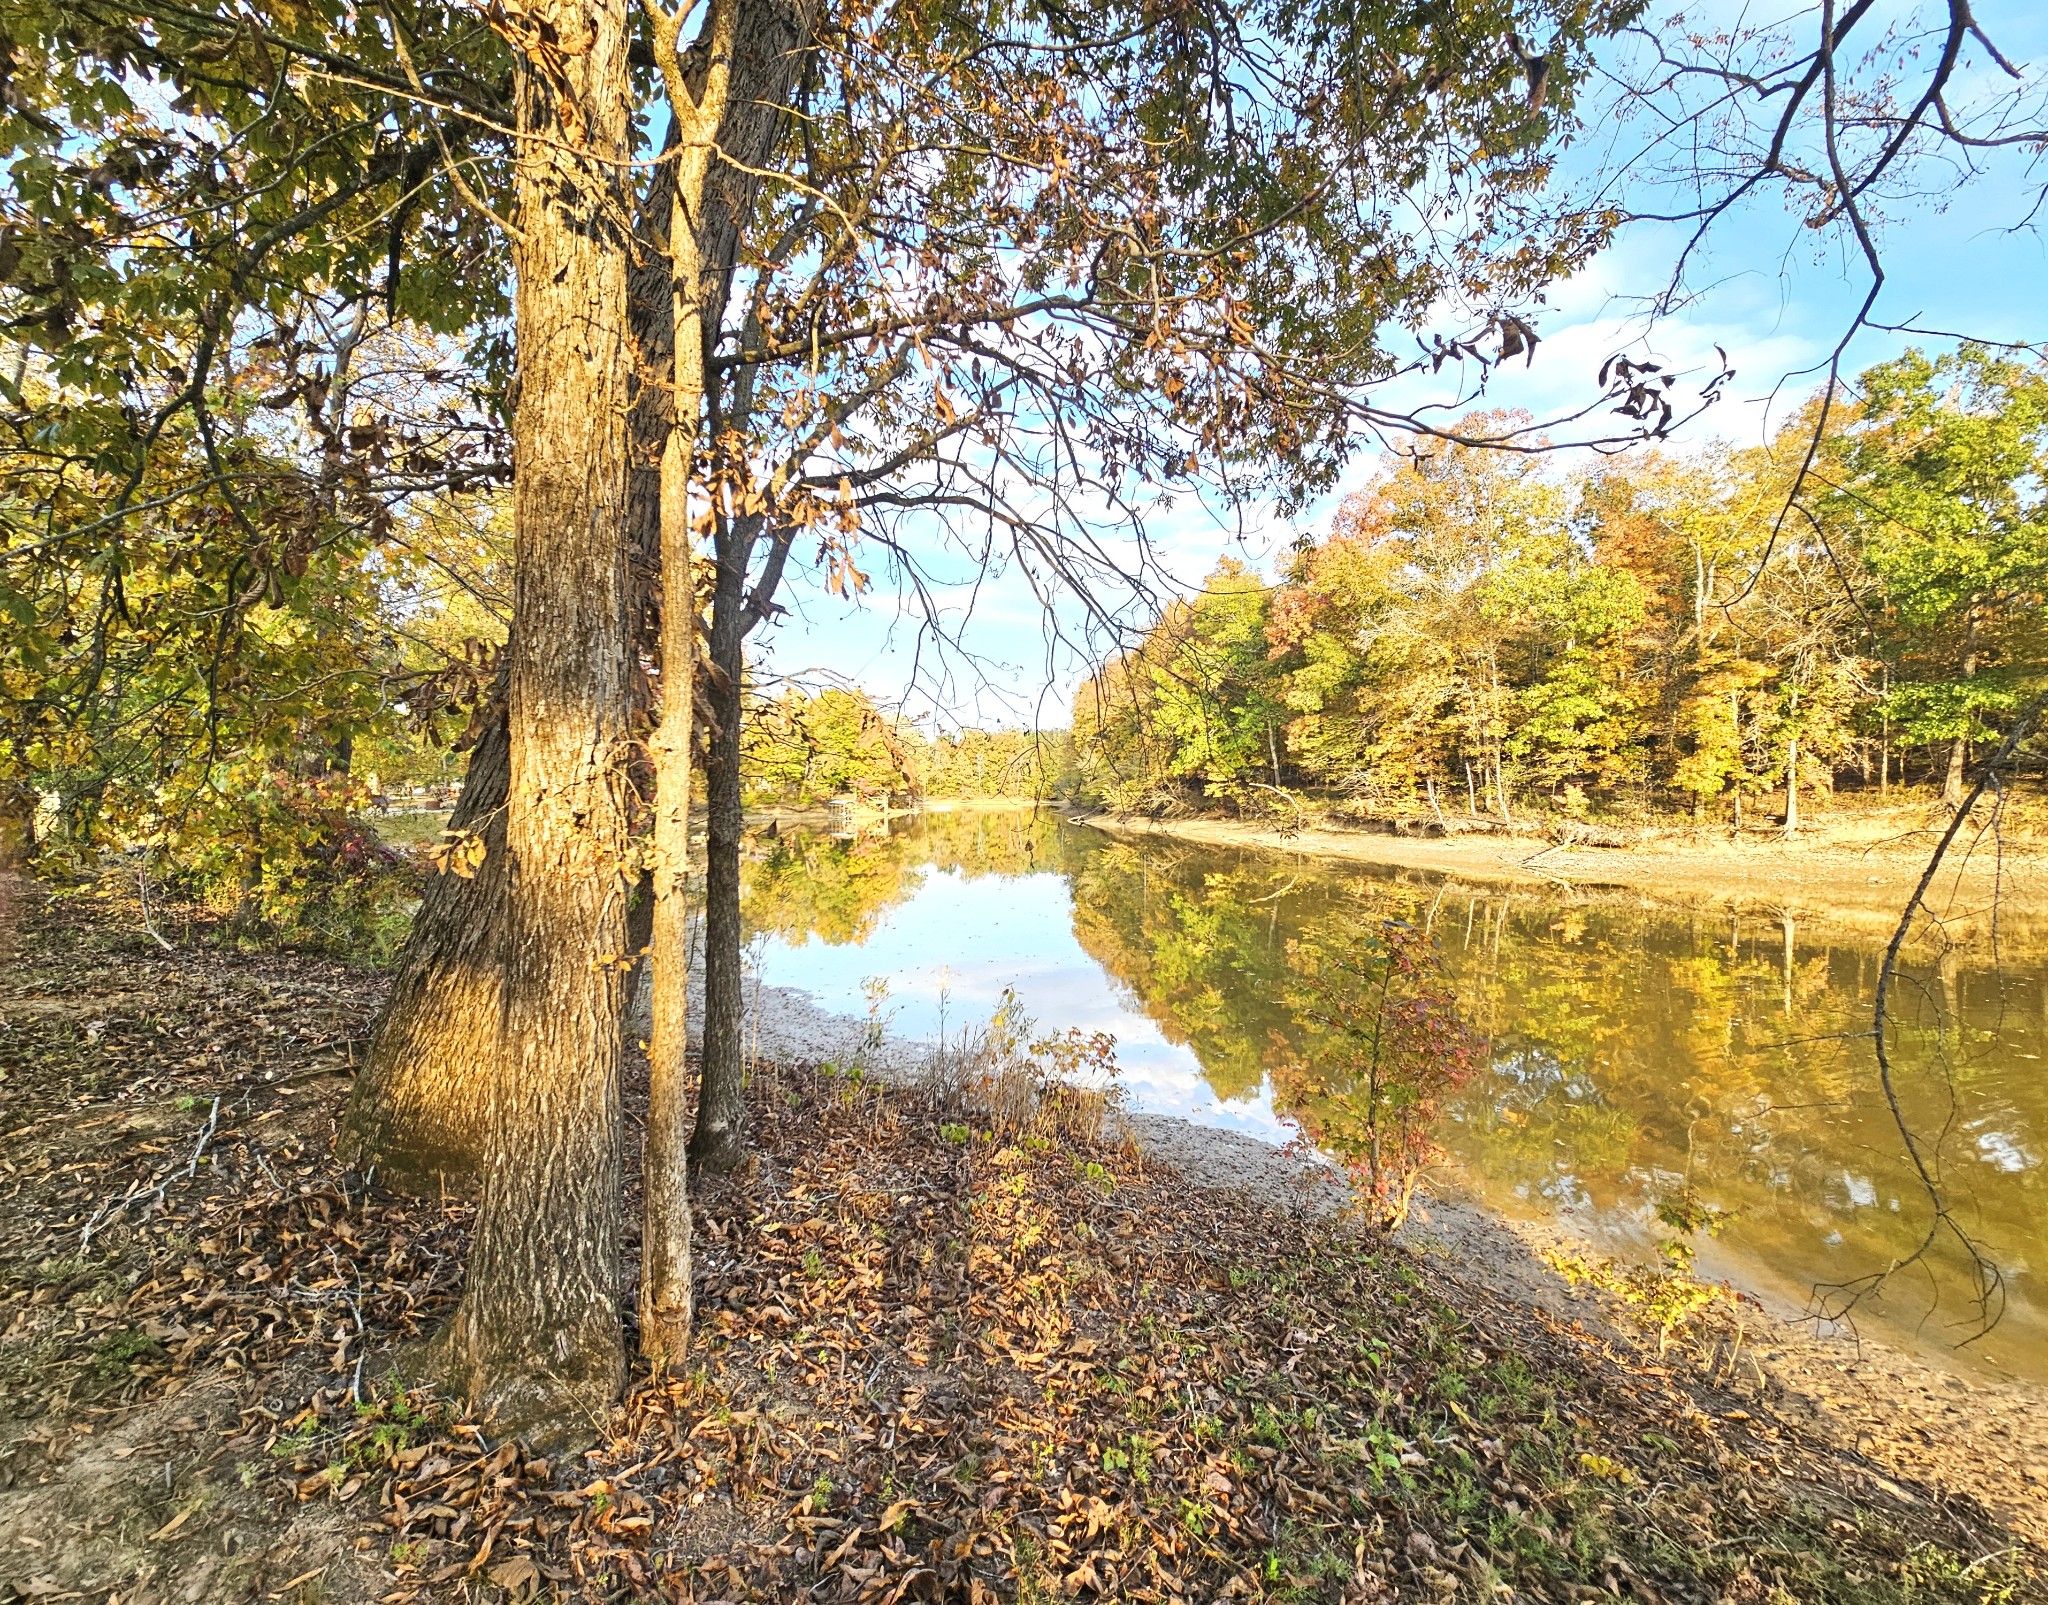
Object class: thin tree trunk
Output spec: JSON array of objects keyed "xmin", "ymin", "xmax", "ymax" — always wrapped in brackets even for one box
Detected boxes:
[
  {"xmin": 666, "ymin": 0, "xmax": 821, "ymax": 1182},
  {"xmin": 1783, "ymin": 735, "xmax": 1799, "ymax": 837},
  {"xmin": 1946, "ymin": 617, "xmax": 1979, "ymax": 806},
  {"xmin": 337, "ymin": 684, "xmax": 509, "ymax": 1191},
  {"xmin": 691, "ymin": 589, "xmax": 749, "ymax": 1176},
  {"xmin": 641, "ymin": 420, "xmax": 695, "ymax": 1365},
  {"xmin": 624, "ymin": 119, "xmax": 695, "ymax": 1370},
  {"xmin": 0, "ymin": 779, "xmax": 35, "ymax": 879},
  {"xmin": 430, "ymin": 0, "xmax": 636, "ymax": 1445}
]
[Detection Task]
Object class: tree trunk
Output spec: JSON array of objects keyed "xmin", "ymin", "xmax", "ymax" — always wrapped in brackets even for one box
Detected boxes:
[
  {"xmin": 1946, "ymin": 616, "xmax": 1979, "ymax": 806},
  {"xmin": 337, "ymin": 686, "xmax": 509, "ymax": 1191},
  {"xmin": 641, "ymin": 420, "xmax": 695, "ymax": 1366},
  {"xmin": 666, "ymin": 0, "xmax": 820, "ymax": 1183},
  {"xmin": 341, "ymin": 105, "xmax": 682, "ymax": 1197},
  {"xmin": 1782, "ymin": 735, "xmax": 1799, "ymax": 837},
  {"xmin": 623, "ymin": 126, "xmax": 695, "ymax": 1369},
  {"xmin": 691, "ymin": 589, "xmax": 749, "ymax": 1176},
  {"xmin": 429, "ymin": 0, "xmax": 636, "ymax": 1447},
  {"xmin": 642, "ymin": 0, "xmax": 820, "ymax": 1316},
  {"xmin": 0, "ymin": 779, "xmax": 34, "ymax": 879}
]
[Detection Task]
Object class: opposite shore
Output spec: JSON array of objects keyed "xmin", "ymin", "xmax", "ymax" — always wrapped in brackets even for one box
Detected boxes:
[{"xmin": 1058, "ymin": 802, "xmax": 2048, "ymax": 940}]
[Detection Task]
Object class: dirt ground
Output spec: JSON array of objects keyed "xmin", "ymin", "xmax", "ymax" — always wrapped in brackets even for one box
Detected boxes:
[{"xmin": 2, "ymin": 881, "xmax": 2044, "ymax": 1604}]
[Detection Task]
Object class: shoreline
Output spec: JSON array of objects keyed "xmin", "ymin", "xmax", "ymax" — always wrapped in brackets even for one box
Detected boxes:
[
  {"xmin": 1064, "ymin": 806, "xmax": 2048, "ymax": 937},
  {"xmin": 729, "ymin": 973, "xmax": 2048, "ymax": 1544}
]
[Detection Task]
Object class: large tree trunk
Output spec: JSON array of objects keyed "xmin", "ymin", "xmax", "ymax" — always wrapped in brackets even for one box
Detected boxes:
[
  {"xmin": 429, "ymin": 0, "xmax": 637, "ymax": 1447},
  {"xmin": 342, "ymin": 116, "xmax": 679, "ymax": 1197},
  {"xmin": 337, "ymin": 687, "xmax": 509, "ymax": 1191}
]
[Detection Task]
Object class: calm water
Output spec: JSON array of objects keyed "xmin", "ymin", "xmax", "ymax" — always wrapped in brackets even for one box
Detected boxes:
[{"xmin": 742, "ymin": 808, "xmax": 2048, "ymax": 1382}]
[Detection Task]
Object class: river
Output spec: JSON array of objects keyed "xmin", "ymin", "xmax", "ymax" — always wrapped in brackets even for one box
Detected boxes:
[{"xmin": 739, "ymin": 806, "xmax": 2048, "ymax": 1383}]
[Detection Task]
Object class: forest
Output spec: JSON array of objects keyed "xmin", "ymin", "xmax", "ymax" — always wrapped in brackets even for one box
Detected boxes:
[
  {"xmin": 740, "ymin": 688, "xmax": 1068, "ymax": 809},
  {"xmin": 1072, "ymin": 352, "xmax": 2048, "ymax": 828},
  {"xmin": 3, "ymin": 0, "xmax": 2047, "ymax": 1597}
]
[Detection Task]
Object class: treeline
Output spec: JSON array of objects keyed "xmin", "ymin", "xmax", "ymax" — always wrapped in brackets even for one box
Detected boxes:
[
  {"xmin": 1074, "ymin": 347, "xmax": 2048, "ymax": 828},
  {"xmin": 741, "ymin": 686, "xmax": 1074, "ymax": 807}
]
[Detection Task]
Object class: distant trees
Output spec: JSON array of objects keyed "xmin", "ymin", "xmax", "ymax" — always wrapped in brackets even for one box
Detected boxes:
[
  {"xmin": 1076, "ymin": 354, "xmax": 2048, "ymax": 827},
  {"xmin": 1824, "ymin": 347, "xmax": 2048, "ymax": 804},
  {"xmin": 740, "ymin": 684, "xmax": 1071, "ymax": 806}
]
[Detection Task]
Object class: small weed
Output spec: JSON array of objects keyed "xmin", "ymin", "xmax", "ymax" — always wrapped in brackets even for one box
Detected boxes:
[
  {"xmin": 33, "ymin": 1254, "xmax": 90, "ymax": 1286},
  {"xmin": 88, "ymin": 1328, "xmax": 163, "ymax": 1380}
]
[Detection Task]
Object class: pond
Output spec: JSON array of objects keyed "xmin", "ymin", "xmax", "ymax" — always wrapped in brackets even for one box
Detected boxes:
[{"xmin": 741, "ymin": 806, "xmax": 2048, "ymax": 1383}]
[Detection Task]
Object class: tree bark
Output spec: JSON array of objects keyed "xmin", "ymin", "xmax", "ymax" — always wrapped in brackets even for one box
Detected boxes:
[
  {"xmin": 341, "ymin": 108, "xmax": 680, "ymax": 1198},
  {"xmin": 641, "ymin": 419, "xmax": 696, "ymax": 1365},
  {"xmin": 691, "ymin": 577, "xmax": 750, "ymax": 1176},
  {"xmin": 1783, "ymin": 734, "xmax": 1800, "ymax": 837},
  {"xmin": 429, "ymin": 0, "xmax": 637, "ymax": 1447},
  {"xmin": 337, "ymin": 685, "xmax": 509, "ymax": 1191}
]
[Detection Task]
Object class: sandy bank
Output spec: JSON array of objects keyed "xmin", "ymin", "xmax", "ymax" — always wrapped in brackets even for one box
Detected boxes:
[{"xmin": 1067, "ymin": 806, "xmax": 2048, "ymax": 937}]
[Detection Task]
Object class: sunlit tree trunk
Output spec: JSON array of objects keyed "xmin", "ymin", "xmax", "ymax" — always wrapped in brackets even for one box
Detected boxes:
[
  {"xmin": 337, "ymin": 682, "xmax": 508, "ymax": 1191},
  {"xmin": 429, "ymin": 0, "xmax": 637, "ymax": 1444},
  {"xmin": 675, "ymin": 0, "xmax": 821, "ymax": 1182},
  {"xmin": 342, "ymin": 121, "xmax": 680, "ymax": 1198},
  {"xmin": 1783, "ymin": 734, "xmax": 1799, "ymax": 837}
]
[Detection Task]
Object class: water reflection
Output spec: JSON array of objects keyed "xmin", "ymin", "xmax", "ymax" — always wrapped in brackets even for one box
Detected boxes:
[{"xmin": 743, "ymin": 808, "xmax": 2048, "ymax": 1380}]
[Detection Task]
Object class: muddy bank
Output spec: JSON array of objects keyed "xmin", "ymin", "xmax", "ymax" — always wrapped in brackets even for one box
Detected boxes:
[{"xmin": 1068, "ymin": 806, "xmax": 2048, "ymax": 940}]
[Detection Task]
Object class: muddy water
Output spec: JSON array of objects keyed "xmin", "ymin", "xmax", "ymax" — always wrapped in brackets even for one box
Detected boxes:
[{"xmin": 742, "ymin": 808, "xmax": 2048, "ymax": 1382}]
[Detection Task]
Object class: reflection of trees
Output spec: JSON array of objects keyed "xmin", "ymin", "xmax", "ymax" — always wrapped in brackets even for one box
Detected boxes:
[
  {"xmin": 741, "ymin": 808, "xmax": 1071, "ymax": 947},
  {"xmin": 1059, "ymin": 832, "xmax": 2047, "ymax": 1346},
  {"xmin": 747, "ymin": 811, "xmax": 2047, "ymax": 1358},
  {"xmin": 742, "ymin": 835, "xmax": 929, "ymax": 948}
]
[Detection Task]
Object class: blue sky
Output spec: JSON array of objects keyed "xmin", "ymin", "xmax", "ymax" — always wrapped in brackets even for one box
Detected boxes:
[{"xmin": 756, "ymin": 1, "xmax": 2048, "ymax": 728}]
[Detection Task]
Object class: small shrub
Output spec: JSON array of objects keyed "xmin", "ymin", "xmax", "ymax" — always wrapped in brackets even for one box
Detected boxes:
[
  {"xmin": 1281, "ymin": 919, "xmax": 1482, "ymax": 1227},
  {"xmin": 920, "ymin": 988, "xmax": 1125, "ymax": 1146}
]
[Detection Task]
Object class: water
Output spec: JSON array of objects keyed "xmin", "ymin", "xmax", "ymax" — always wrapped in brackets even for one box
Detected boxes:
[{"xmin": 743, "ymin": 807, "xmax": 2048, "ymax": 1382}]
